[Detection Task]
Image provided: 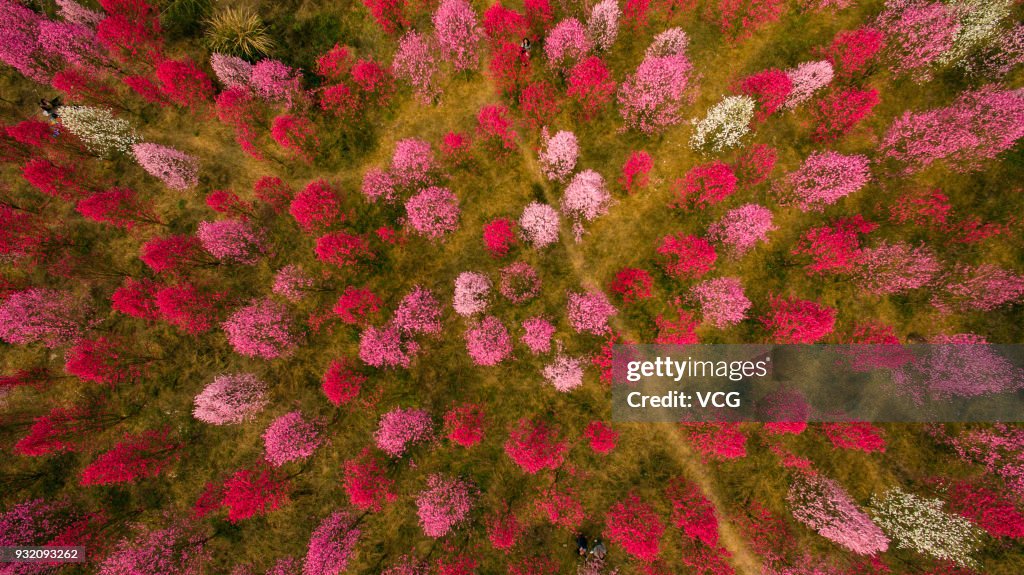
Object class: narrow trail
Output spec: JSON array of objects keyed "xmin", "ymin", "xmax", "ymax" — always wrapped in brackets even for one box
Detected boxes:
[{"xmin": 518, "ymin": 141, "xmax": 763, "ymax": 575}]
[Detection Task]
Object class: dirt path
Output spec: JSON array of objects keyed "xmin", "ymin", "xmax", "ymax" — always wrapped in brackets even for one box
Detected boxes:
[{"xmin": 519, "ymin": 140, "xmax": 762, "ymax": 575}]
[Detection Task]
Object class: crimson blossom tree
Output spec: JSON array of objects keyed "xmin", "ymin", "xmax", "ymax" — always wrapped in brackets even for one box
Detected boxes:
[
  {"xmin": 64, "ymin": 335, "xmax": 149, "ymax": 385},
  {"xmin": 584, "ymin": 421, "xmax": 618, "ymax": 454},
  {"xmin": 333, "ymin": 286, "xmax": 382, "ymax": 325},
  {"xmin": 657, "ymin": 234, "xmax": 717, "ymax": 278},
  {"xmin": 444, "ymin": 403, "xmax": 485, "ymax": 447},
  {"xmin": 416, "ymin": 474, "xmax": 476, "ymax": 537},
  {"xmin": 290, "ymin": 180, "xmax": 343, "ymax": 233},
  {"xmin": 223, "ymin": 298, "xmax": 300, "ymax": 359},
  {"xmin": 823, "ymin": 26, "xmax": 884, "ymax": 80},
  {"xmin": 811, "ymin": 87, "xmax": 879, "ymax": 143},
  {"xmin": 504, "ymin": 418, "xmax": 568, "ymax": 473},
  {"xmin": 343, "ymin": 447, "xmax": 395, "ymax": 511},
  {"xmin": 605, "ymin": 493, "xmax": 665, "ymax": 561},
  {"xmin": 673, "ymin": 161, "xmax": 737, "ymax": 208},
  {"xmin": 737, "ymin": 68, "xmax": 792, "ymax": 123},
  {"xmin": 567, "ymin": 56, "xmax": 616, "ymax": 119},
  {"xmin": 760, "ymin": 296, "xmax": 836, "ymax": 343},
  {"xmin": 271, "ymin": 115, "xmax": 318, "ymax": 163},
  {"xmin": 666, "ymin": 478, "xmax": 719, "ymax": 547},
  {"xmin": 156, "ymin": 283, "xmax": 224, "ymax": 334},
  {"xmin": 610, "ymin": 268, "xmax": 653, "ymax": 304},
  {"xmin": 155, "ymin": 59, "xmax": 214, "ymax": 111},
  {"xmin": 791, "ymin": 215, "xmax": 877, "ymax": 274},
  {"xmin": 220, "ymin": 466, "xmax": 291, "ymax": 522},
  {"xmin": 77, "ymin": 187, "xmax": 161, "ymax": 229},
  {"xmin": 80, "ymin": 428, "xmax": 181, "ymax": 486},
  {"xmin": 14, "ymin": 405, "xmax": 121, "ymax": 456},
  {"xmin": 713, "ymin": 0, "xmax": 785, "ymax": 43},
  {"xmin": 304, "ymin": 510, "xmax": 361, "ymax": 575},
  {"xmin": 322, "ymin": 359, "xmax": 366, "ymax": 406}
]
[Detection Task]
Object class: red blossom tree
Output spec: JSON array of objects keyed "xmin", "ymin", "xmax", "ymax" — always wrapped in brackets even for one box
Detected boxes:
[
  {"xmin": 444, "ymin": 403, "xmax": 485, "ymax": 447},
  {"xmin": 322, "ymin": 359, "xmax": 366, "ymax": 406},
  {"xmin": 605, "ymin": 493, "xmax": 665, "ymax": 561},
  {"xmin": 811, "ymin": 87, "xmax": 879, "ymax": 143},
  {"xmin": 155, "ymin": 59, "xmax": 214, "ymax": 111},
  {"xmin": 221, "ymin": 466, "xmax": 291, "ymax": 522},
  {"xmin": 343, "ymin": 447, "xmax": 395, "ymax": 511},
  {"xmin": 80, "ymin": 428, "xmax": 181, "ymax": 486},
  {"xmin": 673, "ymin": 162, "xmax": 738, "ymax": 208},
  {"xmin": 610, "ymin": 267, "xmax": 653, "ymax": 303},
  {"xmin": 567, "ymin": 56, "xmax": 617, "ymax": 119},
  {"xmin": 64, "ymin": 336, "xmax": 148, "ymax": 385},
  {"xmin": 760, "ymin": 296, "xmax": 836, "ymax": 343},
  {"xmin": 791, "ymin": 215, "xmax": 876, "ymax": 275},
  {"xmin": 657, "ymin": 234, "xmax": 717, "ymax": 278},
  {"xmin": 823, "ymin": 26, "xmax": 884, "ymax": 80},
  {"xmin": 666, "ymin": 478, "xmax": 719, "ymax": 547},
  {"xmin": 737, "ymin": 68, "xmax": 792, "ymax": 123},
  {"xmin": 504, "ymin": 418, "xmax": 568, "ymax": 473}
]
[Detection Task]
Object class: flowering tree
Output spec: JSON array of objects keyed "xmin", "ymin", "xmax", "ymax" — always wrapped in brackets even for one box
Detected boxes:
[
  {"xmin": 444, "ymin": 403, "xmax": 485, "ymax": 447},
  {"xmin": 879, "ymin": 87, "xmax": 1024, "ymax": 173},
  {"xmin": 876, "ymin": 0, "xmax": 959, "ymax": 81},
  {"xmin": 304, "ymin": 511, "xmax": 361, "ymax": 575},
  {"xmin": 453, "ymin": 272, "xmax": 491, "ymax": 316},
  {"xmin": 465, "ymin": 316, "xmax": 512, "ymax": 365},
  {"xmin": 824, "ymin": 26, "xmax": 885, "ymax": 80},
  {"xmin": 870, "ymin": 487, "xmax": 981, "ymax": 567},
  {"xmin": 155, "ymin": 59, "xmax": 215, "ymax": 111},
  {"xmin": 561, "ymin": 170, "xmax": 611, "ymax": 240},
  {"xmin": 193, "ymin": 373, "xmax": 269, "ymax": 425},
  {"xmin": 321, "ymin": 358, "xmax": 366, "ymax": 406},
  {"xmin": 59, "ymin": 105, "xmax": 139, "ymax": 155},
  {"xmin": 657, "ymin": 234, "xmax": 717, "ymax": 278},
  {"xmin": 222, "ymin": 298, "xmax": 300, "ymax": 359},
  {"xmin": 487, "ymin": 512, "xmax": 522, "ymax": 551},
  {"xmin": 587, "ymin": 0, "xmax": 621, "ymax": 51},
  {"xmin": 618, "ymin": 48, "xmax": 692, "ymax": 133},
  {"xmin": 946, "ymin": 481, "xmax": 1024, "ymax": 539},
  {"xmin": 788, "ymin": 473, "xmax": 889, "ymax": 555},
  {"xmin": 761, "ymin": 296, "xmax": 836, "ymax": 343},
  {"xmin": 620, "ymin": 150, "xmax": 653, "ymax": 193},
  {"xmin": 605, "ymin": 493, "xmax": 665, "ymax": 561},
  {"xmin": 405, "ymin": 187, "xmax": 460, "ymax": 239},
  {"xmin": 315, "ymin": 232, "xmax": 375, "ymax": 268},
  {"xmin": 519, "ymin": 202, "xmax": 561, "ymax": 248},
  {"xmin": 64, "ymin": 336, "xmax": 146, "ymax": 385},
  {"xmin": 476, "ymin": 104, "xmax": 517, "ymax": 153},
  {"xmin": 932, "ymin": 263, "xmax": 1024, "ymax": 312},
  {"xmin": 812, "ymin": 88, "xmax": 879, "ymax": 143},
  {"xmin": 783, "ymin": 60, "xmax": 833, "ymax": 108},
  {"xmin": 521, "ymin": 317, "xmax": 556, "ymax": 354},
  {"xmin": 714, "ymin": 0, "xmax": 786, "ymax": 43},
  {"xmin": 610, "ymin": 268, "xmax": 653, "ymax": 303},
  {"xmin": 537, "ymin": 129, "xmax": 578, "ymax": 182},
  {"xmin": 682, "ymin": 422, "xmax": 747, "ymax": 459},
  {"xmin": 489, "ymin": 41, "xmax": 530, "ymax": 95},
  {"xmin": 343, "ymin": 447, "xmax": 395, "ymax": 510},
  {"xmin": 156, "ymin": 283, "xmax": 223, "ymax": 334},
  {"xmin": 0, "ymin": 288, "xmax": 94, "ymax": 347},
  {"xmin": 483, "ymin": 5, "xmax": 528, "ymax": 44},
  {"xmin": 220, "ymin": 466, "xmax": 291, "ymax": 522},
  {"xmin": 773, "ymin": 151, "xmax": 870, "ymax": 211},
  {"xmin": 584, "ymin": 421, "xmax": 618, "ymax": 453},
  {"xmin": 77, "ymin": 187, "xmax": 160, "ymax": 229},
  {"xmin": 822, "ymin": 422, "xmax": 887, "ymax": 452},
  {"xmin": 211, "ymin": 53, "xmax": 253, "ymax": 87},
  {"xmin": 792, "ymin": 215, "xmax": 876, "ymax": 274},
  {"xmin": 666, "ymin": 478, "xmax": 719, "ymax": 547},
  {"xmin": 690, "ymin": 277, "xmax": 750, "ymax": 328},
  {"xmin": 854, "ymin": 241, "xmax": 940, "ymax": 295},
  {"xmin": 334, "ymin": 286, "xmax": 382, "ymax": 324},
  {"xmin": 99, "ymin": 524, "xmax": 207, "ymax": 575},
  {"xmin": 273, "ymin": 265, "xmax": 315, "ymax": 302},
  {"xmin": 0, "ymin": 498, "xmax": 89, "ymax": 554},
  {"xmin": 362, "ymin": 168, "xmax": 397, "ymax": 204},
  {"xmin": 737, "ymin": 68, "xmax": 792, "ymax": 123},
  {"xmin": 132, "ymin": 143, "xmax": 199, "ymax": 191},
  {"xmin": 505, "ymin": 418, "xmax": 568, "ymax": 473},
  {"xmin": 545, "ymin": 18, "xmax": 591, "ymax": 70},
  {"xmin": 197, "ymin": 219, "xmax": 267, "ymax": 264},
  {"xmin": 290, "ymin": 180, "xmax": 343, "ymax": 233},
  {"xmin": 483, "ymin": 218, "xmax": 517, "ymax": 257},
  {"xmin": 567, "ymin": 290, "xmax": 617, "ymax": 335},
  {"xmin": 80, "ymin": 428, "xmax": 181, "ymax": 486},
  {"xmin": 690, "ymin": 95, "xmax": 755, "ymax": 151},
  {"xmin": 674, "ymin": 161, "xmax": 737, "ymax": 208},
  {"xmin": 416, "ymin": 474, "xmax": 476, "ymax": 537},
  {"xmin": 394, "ymin": 286, "xmax": 443, "ymax": 335},
  {"xmin": 263, "ymin": 411, "xmax": 322, "ymax": 466},
  {"xmin": 543, "ymin": 353, "xmax": 585, "ymax": 391},
  {"xmin": 271, "ymin": 115, "xmax": 318, "ymax": 163},
  {"xmin": 707, "ymin": 204, "xmax": 775, "ymax": 256},
  {"xmin": 251, "ymin": 59, "xmax": 304, "ymax": 108},
  {"xmin": 359, "ymin": 323, "xmax": 420, "ymax": 368},
  {"xmin": 374, "ymin": 407, "xmax": 434, "ymax": 457},
  {"xmin": 433, "ymin": 0, "xmax": 481, "ymax": 71},
  {"xmin": 393, "ymin": 31, "xmax": 439, "ymax": 103},
  {"xmin": 567, "ymin": 56, "xmax": 616, "ymax": 120}
]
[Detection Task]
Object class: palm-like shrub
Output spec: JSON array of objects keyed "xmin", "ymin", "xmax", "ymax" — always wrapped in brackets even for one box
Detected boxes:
[{"xmin": 205, "ymin": 7, "xmax": 275, "ymax": 58}]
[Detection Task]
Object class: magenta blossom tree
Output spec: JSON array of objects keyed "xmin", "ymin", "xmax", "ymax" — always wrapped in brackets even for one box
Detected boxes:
[
  {"xmin": 193, "ymin": 373, "xmax": 269, "ymax": 425},
  {"xmin": 0, "ymin": 288, "xmax": 94, "ymax": 348},
  {"xmin": 222, "ymin": 298, "xmax": 300, "ymax": 359},
  {"xmin": 416, "ymin": 474, "xmax": 476, "ymax": 537},
  {"xmin": 761, "ymin": 296, "xmax": 836, "ymax": 343},
  {"xmin": 567, "ymin": 290, "xmax": 617, "ymax": 335},
  {"xmin": 375, "ymin": 407, "xmax": 434, "ymax": 457},
  {"xmin": 132, "ymin": 143, "xmax": 199, "ymax": 191},
  {"xmin": 263, "ymin": 411, "xmax": 323, "ymax": 466}
]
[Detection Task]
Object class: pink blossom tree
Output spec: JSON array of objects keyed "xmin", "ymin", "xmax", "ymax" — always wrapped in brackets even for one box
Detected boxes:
[
  {"xmin": 304, "ymin": 511, "xmax": 361, "ymax": 575},
  {"xmin": 567, "ymin": 290, "xmax": 617, "ymax": 335},
  {"xmin": 707, "ymin": 204, "xmax": 775, "ymax": 256},
  {"xmin": 787, "ymin": 473, "xmax": 889, "ymax": 555},
  {"xmin": 222, "ymin": 298, "xmax": 300, "ymax": 359},
  {"xmin": 453, "ymin": 271, "xmax": 491, "ymax": 316},
  {"xmin": 132, "ymin": 143, "xmax": 199, "ymax": 191},
  {"xmin": 405, "ymin": 186, "xmax": 460, "ymax": 239},
  {"xmin": 433, "ymin": 0, "xmax": 481, "ymax": 71},
  {"xmin": 465, "ymin": 316, "xmax": 512, "ymax": 365},
  {"xmin": 773, "ymin": 151, "xmax": 870, "ymax": 211},
  {"xmin": 197, "ymin": 219, "xmax": 267, "ymax": 264},
  {"xmin": 617, "ymin": 47, "xmax": 692, "ymax": 133},
  {"xmin": 879, "ymin": 87, "xmax": 1024, "ymax": 173},
  {"xmin": 561, "ymin": 169, "xmax": 611, "ymax": 241},
  {"xmin": 193, "ymin": 373, "xmax": 269, "ymax": 425},
  {"xmin": 521, "ymin": 317, "xmax": 556, "ymax": 354},
  {"xmin": 263, "ymin": 411, "xmax": 322, "ymax": 466},
  {"xmin": 251, "ymin": 59, "xmax": 304, "ymax": 108},
  {"xmin": 587, "ymin": 0, "xmax": 621, "ymax": 51},
  {"xmin": 932, "ymin": 263, "xmax": 1024, "ymax": 312},
  {"xmin": 543, "ymin": 353, "xmax": 585, "ymax": 391},
  {"xmin": 854, "ymin": 241, "xmax": 941, "ymax": 295},
  {"xmin": 499, "ymin": 261, "xmax": 541, "ymax": 303},
  {"xmin": 519, "ymin": 202, "xmax": 561, "ymax": 248},
  {"xmin": 391, "ymin": 138, "xmax": 436, "ymax": 188},
  {"xmin": 394, "ymin": 286, "xmax": 443, "ymax": 335},
  {"xmin": 416, "ymin": 474, "xmax": 476, "ymax": 537},
  {"xmin": 375, "ymin": 407, "xmax": 434, "ymax": 457},
  {"xmin": 99, "ymin": 524, "xmax": 207, "ymax": 575},
  {"xmin": 273, "ymin": 265, "xmax": 315, "ymax": 302},
  {"xmin": 876, "ymin": 0, "xmax": 959, "ymax": 81},
  {"xmin": 783, "ymin": 60, "xmax": 834, "ymax": 108},
  {"xmin": 361, "ymin": 168, "xmax": 397, "ymax": 204},
  {"xmin": 0, "ymin": 288, "xmax": 94, "ymax": 347},
  {"xmin": 690, "ymin": 277, "xmax": 751, "ymax": 328},
  {"xmin": 537, "ymin": 129, "xmax": 578, "ymax": 182},
  {"xmin": 393, "ymin": 31, "xmax": 440, "ymax": 103},
  {"xmin": 359, "ymin": 323, "xmax": 420, "ymax": 368},
  {"xmin": 544, "ymin": 18, "xmax": 591, "ymax": 70}
]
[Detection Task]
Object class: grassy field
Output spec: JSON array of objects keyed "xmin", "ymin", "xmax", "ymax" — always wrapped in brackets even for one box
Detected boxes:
[{"xmin": 1, "ymin": 0, "xmax": 1024, "ymax": 573}]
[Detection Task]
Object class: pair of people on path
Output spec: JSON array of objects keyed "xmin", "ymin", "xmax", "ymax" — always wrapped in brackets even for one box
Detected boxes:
[{"xmin": 576, "ymin": 533, "xmax": 607, "ymax": 559}]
